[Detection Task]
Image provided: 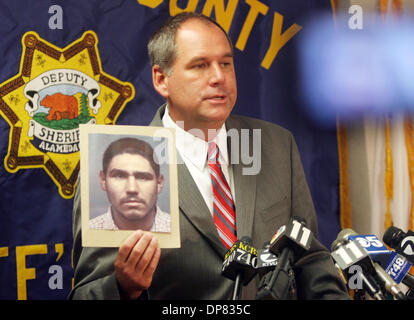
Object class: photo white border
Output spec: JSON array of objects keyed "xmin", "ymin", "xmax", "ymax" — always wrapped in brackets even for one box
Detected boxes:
[{"xmin": 79, "ymin": 124, "xmax": 180, "ymax": 248}]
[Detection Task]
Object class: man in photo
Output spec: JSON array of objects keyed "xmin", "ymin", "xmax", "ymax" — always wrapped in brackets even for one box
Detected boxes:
[{"xmin": 89, "ymin": 137, "xmax": 170, "ymax": 232}]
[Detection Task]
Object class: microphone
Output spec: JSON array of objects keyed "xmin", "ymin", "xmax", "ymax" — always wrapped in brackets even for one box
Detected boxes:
[
  {"xmin": 331, "ymin": 229, "xmax": 385, "ymax": 300},
  {"xmin": 346, "ymin": 233, "xmax": 391, "ymax": 268},
  {"xmin": 381, "ymin": 230, "xmax": 414, "ymax": 293},
  {"xmin": 256, "ymin": 216, "xmax": 312, "ymax": 300},
  {"xmin": 255, "ymin": 241, "xmax": 278, "ymax": 278},
  {"xmin": 333, "ymin": 228, "xmax": 406, "ymax": 300},
  {"xmin": 255, "ymin": 242, "xmax": 285, "ymax": 300},
  {"xmin": 221, "ymin": 236, "xmax": 257, "ymax": 300},
  {"xmin": 269, "ymin": 216, "xmax": 313, "ymax": 256},
  {"xmin": 383, "ymin": 226, "xmax": 414, "ymax": 264},
  {"xmin": 374, "ymin": 262, "xmax": 407, "ymax": 300},
  {"xmin": 381, "ymin": 247, "xmax": 414, "ymax": 292},
  {"xmin": 348, "ymin": 230, "xmax": 414, "ymax": 297}
]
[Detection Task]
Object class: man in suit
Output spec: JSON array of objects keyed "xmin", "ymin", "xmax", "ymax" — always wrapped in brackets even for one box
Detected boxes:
[{"xmin": 69, "ymin": 12, "xmax": 349, "ymax": 300}]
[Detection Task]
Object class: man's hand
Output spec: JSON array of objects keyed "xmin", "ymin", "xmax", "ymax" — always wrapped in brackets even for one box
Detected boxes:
[{"xmin": 114, "ymin": 230, "xmax": 161, "ymax": 299}]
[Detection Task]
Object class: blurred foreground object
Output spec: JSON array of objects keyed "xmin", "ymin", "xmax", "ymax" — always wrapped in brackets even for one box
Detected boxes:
[{"xmin": 299, "ymin": 13, "xmax": 414, "ymax": 127}]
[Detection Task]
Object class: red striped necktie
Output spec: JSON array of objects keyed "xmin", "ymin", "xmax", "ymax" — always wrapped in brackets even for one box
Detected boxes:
[{"xmin": 207, "ymin": 142, "xmax": 237, "ymax": 249}]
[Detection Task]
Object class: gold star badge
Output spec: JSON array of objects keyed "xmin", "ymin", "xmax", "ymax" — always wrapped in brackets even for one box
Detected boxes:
[{"xmin": 0, "ymin": 31, "xmax": 135, "ymax": 198}]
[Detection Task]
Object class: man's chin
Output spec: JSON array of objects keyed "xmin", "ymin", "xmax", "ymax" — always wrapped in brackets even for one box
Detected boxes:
[
  {"xmin": 200, "ymin": 107, "xmax": 233, "ymax": 124},
  {"xmin": 121, "ymin": 210, "xmax": 148, "ymax": 221}
]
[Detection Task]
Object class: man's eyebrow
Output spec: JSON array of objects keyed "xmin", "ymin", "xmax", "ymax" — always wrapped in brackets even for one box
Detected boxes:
[
  {"xmin": 108, "ymin": 168, "xmax": 127, "ymax": 176},
  {"xmin": 187, "ymin": 52, "xmax": 233, "ymax": 64},
  {"xmin": 108, "ymin": 168, "xmax": 154, "ymax": 178}
]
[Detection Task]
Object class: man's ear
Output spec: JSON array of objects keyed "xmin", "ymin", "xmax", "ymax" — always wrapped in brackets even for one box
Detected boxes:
[
  {"xmin": 99, "ymin": 171, "xmax": 107, "ymax": 192},
  {"xmin": 152, "ymin": 64, "xmax": 169, "ymax": 99},
  {"xmin": 156, "ymin": 174, "xmax": 164, "ymax": 195}
]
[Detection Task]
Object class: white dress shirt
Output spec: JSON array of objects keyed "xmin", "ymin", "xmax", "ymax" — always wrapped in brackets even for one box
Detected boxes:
[{"xmin": 162, "ymin": 105, "xmax": 235, "ymax": 216}]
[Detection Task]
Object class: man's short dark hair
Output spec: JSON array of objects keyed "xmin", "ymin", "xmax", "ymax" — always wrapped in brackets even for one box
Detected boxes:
[
  {"xmin": 102, "ymin": 137, "xmax": 160, "ymax": 177},
  {"xmin": 147, "ymin": 12, "xmax": 234, "ymax": 75}
]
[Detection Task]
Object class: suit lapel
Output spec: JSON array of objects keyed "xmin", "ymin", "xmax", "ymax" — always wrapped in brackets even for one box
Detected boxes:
[
  {"xmin": 232, "ymin": 160, "xmax": 257, "ymax": 240},
  {"xmin": 150, "ymin": 104, "xmax": 228, "ymax": 257},
  {"xmin": 226, "ymin": 117, "xmax": 257, "ymax": 241},
  {"xmin": 176, "ymin": 159, "xmax": 227, "ymax": 256}
]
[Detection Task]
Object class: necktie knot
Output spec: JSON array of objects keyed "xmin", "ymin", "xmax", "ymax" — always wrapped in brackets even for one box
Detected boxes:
[{"xmin": 208, "ymin": 142, "xmax": 220, "ymax": 164}]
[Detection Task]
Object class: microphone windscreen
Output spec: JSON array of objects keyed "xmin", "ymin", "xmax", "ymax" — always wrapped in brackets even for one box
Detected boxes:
[
  {"xmin": 337, "ymin": 228, "xmax": 358, "ymax": 241},
  {"xmin": 383, "ymin": 226, "xmax": 403, "ymax": 248}
]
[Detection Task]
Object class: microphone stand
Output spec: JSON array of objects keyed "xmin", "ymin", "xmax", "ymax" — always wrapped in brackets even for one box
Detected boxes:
[
  {"xmin": 232, "ymin": 274, "xmax": 242, "ymax": 300},
  {"xmin": 256, "ymin": 247, "xmax": 295, "ymax": 300},
  {"xmin": 407, "ymin": 288, "xmax": 414, "ymax": 300}
]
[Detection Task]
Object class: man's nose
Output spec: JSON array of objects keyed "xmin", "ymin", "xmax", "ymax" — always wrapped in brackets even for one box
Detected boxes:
[
  {"xmin": 209, "ymin": 63, "xmax": 225, "ymax": 86},
  {"xmin": 125, "ymin": 176, "xmax": 139, "ymax": 193}
]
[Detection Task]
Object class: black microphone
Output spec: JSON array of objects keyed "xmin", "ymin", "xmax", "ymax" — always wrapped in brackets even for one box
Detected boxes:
[
  {"xmin": 255, "ymin": 242, "xmax": 285, "ymax": 300},
  {"xmin": 331, "ymin": 229, "xmax": 385, "ymax": 300},
  {"xmin": 382, "ymin": 227, "xmax": 414, "ymax": 293},
  {"xmin": 256, "ymin": 242, "xmax": 278, "ymax": 278},
  {"xmin": 373, "ymin": 262, "xmax": 407, "ymax": 300},
  {"xmin": 221, "ymin": 236, "xmax": 257, "ymax": 300},
  {"xmin": 256, "ymin": 216, "xmax": 312, "ymax": 300},
  {"xmin": 269, "ymin": 216, "xmax": 313, "ymax": 257},
  {"xmin": 383, "ymin": 226, "xmax": 414, "ymax": 264}
]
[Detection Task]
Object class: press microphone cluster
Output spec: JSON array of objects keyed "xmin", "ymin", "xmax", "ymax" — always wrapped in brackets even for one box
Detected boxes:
[
  {"xmin": 221, "ymin": 216, "xmax": 312, "ymax": 300},
  {"xmin": 331, "ymin": 227, "xmax": 413, "ymax": 300},
  {"xmin": 222, "ymin": 222, "xmax": 414, "ymax": 300}
]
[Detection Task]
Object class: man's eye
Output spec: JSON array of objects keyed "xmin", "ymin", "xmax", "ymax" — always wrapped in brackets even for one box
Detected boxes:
[
  {"xmin": 194, "ymin": 63, "xmax": 206, "ymax": 69},
  {"xmin": 135, "ymin": 173, "xmax": 154, "ymax": 180},
  {"xmin": 110, "ymin": 171, "xmax": 127, "ymax": 178}
]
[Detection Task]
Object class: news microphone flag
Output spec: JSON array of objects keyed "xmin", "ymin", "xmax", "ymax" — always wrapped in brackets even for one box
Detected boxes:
[
  {"xmin": 269, "ymin": 217, "xmax": 312, "ymax": 257},
  {"xmin": 347, "ymin": 234, "xmax": 391, "ymax": 268}
]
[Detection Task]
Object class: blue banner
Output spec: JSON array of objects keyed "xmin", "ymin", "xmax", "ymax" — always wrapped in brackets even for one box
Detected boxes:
[{"xmin": 0, "ymin": 0, "xmax": 338, "ymax": 299}]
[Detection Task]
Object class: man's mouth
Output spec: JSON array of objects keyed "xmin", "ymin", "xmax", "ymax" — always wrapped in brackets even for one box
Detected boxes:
[
  {"xmin": 205, "ymin": 94, "xmax": 227, "ymax": 102},
  {"xmin": 121, "ymin": 198, "xmax": 145, "ymax": 205}
]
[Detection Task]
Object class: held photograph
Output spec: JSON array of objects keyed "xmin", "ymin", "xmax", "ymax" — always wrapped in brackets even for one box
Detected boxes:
[{"xmin": 79, "ymin": 124, "xmax": 180, "ymax": 248}]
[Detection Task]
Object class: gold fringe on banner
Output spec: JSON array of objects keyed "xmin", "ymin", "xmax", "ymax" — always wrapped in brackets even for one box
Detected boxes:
[
  {"xmin": 404, "ymin": 116, "xmax": 414, "ymax": 230},
  {"xmin": 330, "ymin": 0, "xmax": 352, "ymax": 230},
  {"xmin": 382, "ymin": 0, "xmax": 405, "ymax": 230},
  {"xmin": 379, "ymin": 0, "xmax": 389, "ymax": 19},
  {"xmin": 392, "ymin": 0, "xmax": 403, "ymax": 17},
  {"xmin": 378, "ymin": 1, "xmax": 402, "ymax": 231},
  {"xmin": 330, "ymin": 0, "xmax": 338, "ymax": 25},
  {"xmin": 337, "ymin": 119, "xmax": 352, "ymax": 229},
  {"xmin": 331, "ymin": 1, "xmax": 353, "ymax": 299},
  {"xmin": 384, "ymin": 115, "xmax": 394, "ymax": 230}
]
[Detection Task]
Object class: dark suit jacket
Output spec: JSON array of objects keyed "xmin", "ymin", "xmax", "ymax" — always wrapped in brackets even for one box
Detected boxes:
[{"xmin": 69, "ymin": 104, "xmax": 350, "ymax": 300}]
